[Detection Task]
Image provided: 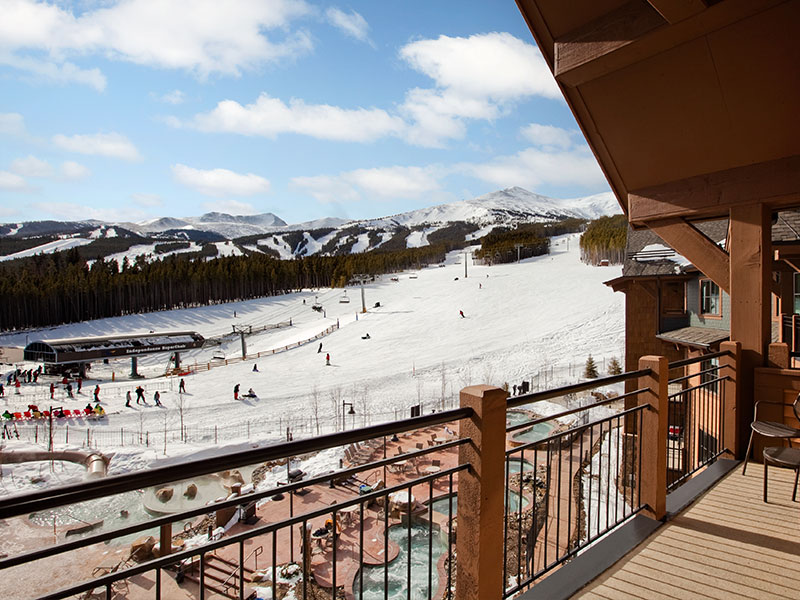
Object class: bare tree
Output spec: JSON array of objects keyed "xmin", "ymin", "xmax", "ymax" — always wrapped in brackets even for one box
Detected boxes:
[
  {"xmin": 310, "ymin": 385, "xmax": 321, "ymax": 436},
  {"xmin": 440, "ymin": 362, "xmax": 447, "ymax": 412},
  {"xmin": 359, "ymin": 384, "xmax": 369, "ymax": 427}
]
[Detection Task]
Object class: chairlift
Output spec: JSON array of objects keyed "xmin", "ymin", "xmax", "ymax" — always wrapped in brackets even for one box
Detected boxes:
[
  {"xmin": 312, "ymin": 295, "xmax": 323, "ymax": 311},
  {"xmin": 339, "ymin": 291, "xmax": 351, "ymax": 304}
]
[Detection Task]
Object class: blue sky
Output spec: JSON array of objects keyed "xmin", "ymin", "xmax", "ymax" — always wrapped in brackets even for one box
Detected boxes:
[{"xmin": 0, "ymin": 0, "xmax": 610, "ymax": 226}]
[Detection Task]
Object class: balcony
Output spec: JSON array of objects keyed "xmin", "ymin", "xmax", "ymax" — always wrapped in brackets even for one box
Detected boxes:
[{"xmin": 0, "ymin": 342, "xmax": 798, "ymax": 599}]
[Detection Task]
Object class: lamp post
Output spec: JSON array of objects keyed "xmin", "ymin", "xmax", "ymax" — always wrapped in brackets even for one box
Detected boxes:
[{"xmin": 342, "ymin": 401, "xmax": 356, "ymax": 430}]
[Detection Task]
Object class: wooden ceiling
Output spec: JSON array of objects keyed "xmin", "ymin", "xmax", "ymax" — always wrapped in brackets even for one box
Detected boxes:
[{"xmin": 515, "ymin": 0, "xmax": 800, "ymax": 225}]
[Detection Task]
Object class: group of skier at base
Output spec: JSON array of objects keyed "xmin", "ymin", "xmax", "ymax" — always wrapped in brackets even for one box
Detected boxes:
[{"xmin": 233, "ymin": 383, "xmax": 257, "ymax": 400}]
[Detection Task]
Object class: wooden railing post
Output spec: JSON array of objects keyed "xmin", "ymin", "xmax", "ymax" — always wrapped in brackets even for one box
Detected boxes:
[
  {"xmin": 456, "ymin": 385, "xmax": 507, "ymax": 600},
  {"xmin": 720, "ymin": 341, "xmax": 742, "ymax": 457},
  {"xmin": 638, "ymin": 355, "xmax": 668, "ymax": 520}
]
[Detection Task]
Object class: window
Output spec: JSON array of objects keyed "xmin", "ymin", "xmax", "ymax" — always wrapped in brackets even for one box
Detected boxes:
[
  {"xmin": 700, "ymin": 279, "xmax": 720, "ymax": 316},
  {"xmin": 794, "ymin": 272, "xmax": 800, "ymax": 314}
]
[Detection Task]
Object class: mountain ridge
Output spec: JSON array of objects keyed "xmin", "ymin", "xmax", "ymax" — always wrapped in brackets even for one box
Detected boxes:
[{"xmin": 0, "ymin": 187, "xmax": 621, "ymax": 262}]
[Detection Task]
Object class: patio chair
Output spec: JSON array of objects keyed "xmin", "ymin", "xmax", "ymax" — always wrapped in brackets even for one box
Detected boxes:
[
  {"xmin": 762, "ymin": 446, "xmax": 800, "ymax": 502},
  {"xmin": 742, "ymin": 394, "xmax": 800, "ymax": 475}
]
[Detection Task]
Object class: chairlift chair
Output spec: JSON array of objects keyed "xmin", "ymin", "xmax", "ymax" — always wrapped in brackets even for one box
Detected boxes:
[{"xmin": 339, "ymin": 291, "xmax": 350, "ymax": 304}]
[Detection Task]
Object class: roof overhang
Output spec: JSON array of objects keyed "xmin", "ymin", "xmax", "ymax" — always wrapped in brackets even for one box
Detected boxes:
[
  {"xmin": 656, "ymin": 326, "xmax": 730, "ymax": 350},
  {"xmin": 515, "ymin": 0, "xmax": 800, "ymax": 221}
]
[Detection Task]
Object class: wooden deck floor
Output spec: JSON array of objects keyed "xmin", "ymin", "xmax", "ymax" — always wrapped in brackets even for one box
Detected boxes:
[{"xmin": 575, "ymin": 462, "xmax": 800, "ymax": 599}]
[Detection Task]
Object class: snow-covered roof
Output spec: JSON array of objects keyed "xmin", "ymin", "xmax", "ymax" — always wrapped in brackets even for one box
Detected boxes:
[{"xmin": 25, "ymin": 331, "xmax": 205, "ymax": 363}]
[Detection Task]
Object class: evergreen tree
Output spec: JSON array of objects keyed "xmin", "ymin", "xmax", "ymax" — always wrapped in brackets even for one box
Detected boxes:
[
  {"xmin": 608, "ymin": 356, "xmax": 622, "ymax": 375},
  {"xmin": 584, "ymin": 355, "xmax": 599, "ymax": 379}
]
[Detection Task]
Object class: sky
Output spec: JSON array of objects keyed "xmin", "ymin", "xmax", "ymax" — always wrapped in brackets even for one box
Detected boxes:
[{"xmin": 0, "ymin": 0, "xmax": 611, "ymax": 226}]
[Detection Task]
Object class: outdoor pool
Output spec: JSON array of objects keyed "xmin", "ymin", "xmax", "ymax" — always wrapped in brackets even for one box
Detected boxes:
[
  {"xmin": 506, "ymin": 457, "xmax": 535, "ymax": 474},
  {"xmin": 511, "ymin": 422, "xmax": 556, "ymax": 444},
  {"xmin": 353, "ymin": 519, "xmax": 448, "ymax": 600},
  {"xmin": 428, "ymin": 492, "xmax": 529, "ymax": 516}
]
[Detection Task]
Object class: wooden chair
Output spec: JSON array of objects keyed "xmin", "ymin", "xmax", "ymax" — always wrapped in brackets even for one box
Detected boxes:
[{"xmin": 743, "ymin": 394, "xmax": 800, "ymax": 475}]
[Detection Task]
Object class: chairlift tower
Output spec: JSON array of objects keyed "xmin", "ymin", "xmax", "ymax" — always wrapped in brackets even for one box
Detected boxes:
[
  {"xmin": 350, "ymin": 274, "xmax": 370, "ymax": 313},
  {"xmin": 514, "ymin": 243, "xmax": 523, "ymax": 263},
  {"xmin": 232, "ymin": 324, "xmax": 251, "ymax": 359}
]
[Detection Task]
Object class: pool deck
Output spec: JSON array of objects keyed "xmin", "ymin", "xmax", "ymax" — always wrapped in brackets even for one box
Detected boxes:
[{"xmin": 3, "ymin": 413, "xmax": 562, "ymax": 600}]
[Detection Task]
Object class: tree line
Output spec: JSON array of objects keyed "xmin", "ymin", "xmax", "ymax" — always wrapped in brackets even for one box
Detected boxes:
[
  {"xmin": 474, "ymin": 218, "xmax": 585, "ymax": 264},
  {"xmin": 579, "ymin": 215, "xmax": 627, "ymax": 265},
  {"xmin": 0, "ymin": 244, "xmax": 446, "ymax": 331}
]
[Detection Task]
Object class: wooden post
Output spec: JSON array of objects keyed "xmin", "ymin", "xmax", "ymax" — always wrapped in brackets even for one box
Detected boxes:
[
  {"xmin": 455, "ymin": 385, "xmax": 507, "ymax": 600},
  {"xmin": 729, "ymin": 203, "xmax": 771, "ymax": 458},
  {"xmin": 720, "ymin": 341, "xmax": 741, "ymax": 457},
  {"xmin": 638, "ymin": 355, "xmax": 668, "ymax": 521},
  {"xmin": 767, "ymin": 342, "xmax": 789, "ymax": 369},
  {"xmin": 160, "ymin": 522, "xmax": 172, "ymax": 557}
]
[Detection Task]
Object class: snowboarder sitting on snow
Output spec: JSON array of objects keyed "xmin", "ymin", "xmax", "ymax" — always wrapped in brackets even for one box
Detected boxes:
[
  {"xmin": 243, "ymin": 388, "xmax": 257, "ymax": 398},
  {"xmin": 94, "ymin": 403, "xmax": 105, "ymax": 417},
  {"xmin": 361, "ymin": 333, "xmax": 371, "ymax": 339}
]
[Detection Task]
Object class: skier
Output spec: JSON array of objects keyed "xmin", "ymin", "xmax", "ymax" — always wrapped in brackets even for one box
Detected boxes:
[
  {"xmin": 93, "ymin": 385, "xmax": 100, "ymax": 402},
  {"xmin": 179, "ymin": 378, "xmax": 186, "ymax": 393},
  {"xmin": 479, "ymin": 283, "xmax": 482, "ymax": 289},
  {"xmin": 77, "ymin": 377, "xmax": 82, "ymax": 393},
  {"xmin": 0, "ymin": 383, "xmax": 3, "ymax": 397},
  {"xmin": 326, "ymin": 353, "xmax": 330, "ymax": 366},
  {"xmin": 252, "ymin": 364, "xmax": 259, "ymax": 372},
  {"xmin": 459, "ymin": 310, "xmax": 465, "ymax": 318},
  {"xmin": 234, "ymin": 311, "xmax": 237, "ymax": 318},
  {"xmin": 49, "ymin": 382, "xmax": 55, "ymax": 399},
  {"xmin": 66, "ymin": 383, "xmax": 74, "ymax": 399},
  {"xmin": 14, "ymin": 379, "xmax": 20, "ymax": 394},
  {"xmin": 154, "ymin": 391, "xmax": 162, "ymax": 407},
  {"xmin": 125, "ymin": 390, "xmax": 132, "ymax": 407},
  {"xmin": 135, "ymin": 386, "xmax": 146, "ymax": 404},
  {"xmin": 234, "ymin": 383, "xmax": 240, "ymax": 400},
  {"xmin": 318, "ymin": 342, "xmax": 323, "ymax": 353}
]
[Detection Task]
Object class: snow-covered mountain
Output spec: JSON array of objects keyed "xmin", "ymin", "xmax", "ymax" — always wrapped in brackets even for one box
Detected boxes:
[{"xmin": 0, "ymin": 187, "xmax": 621, "ymax": 262}]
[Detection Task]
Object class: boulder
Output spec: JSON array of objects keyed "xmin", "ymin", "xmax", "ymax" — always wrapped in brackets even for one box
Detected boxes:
[
  {"xmin": 130, "ymin": 536, "xmax": 156, "ymax": 561},
  {"xmin": 155, "ymin": 487, "xmax": 174, "ymax": 503},
  {"xmin": 183, "ymin": 483, "xmax": 198, "ymax": 499}
]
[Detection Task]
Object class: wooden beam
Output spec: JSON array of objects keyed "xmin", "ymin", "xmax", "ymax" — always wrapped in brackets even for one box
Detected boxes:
[
  {"xmin": 647, "ymin": 218, "xmax": 730, "ymax": 293},
  {"xmin": 629, "ymin": 155, "xmax": 800, "ymax": 224},
  {"xmin": 646, "ymin": 0, "xmax": 707, "ymax": 24},
  {"xmin": 554, "ymin": 1, "xmax": 664, "ymax": 84},
  {"xmin": 554, "ymin": 0, "xmax": 785, "ymax": 87}
]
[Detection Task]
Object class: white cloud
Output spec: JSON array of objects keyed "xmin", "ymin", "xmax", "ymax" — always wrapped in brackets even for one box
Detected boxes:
[
  {"xmin": 0, "ymin": 52, "xmax": 106, "ymax": 91},
  {"xmin": 31, "ymin": 201, "xmax": 149, "ymax": 222},
  {"xmin": 521, "ymin": 123, "xmax": 574, "ymax": 150},
  {"xmin": 400, "ymin": 32, "xmax": 560, "ymax": 101},
  {"xmin": 0, "ymin": 0, "xmax": 313, "ymax": 88},
  {"xmin": 182, "ymin": 93, "xmax": 406, "ymax": 142},
  {"xmin": 61, "ymin": 160, "xmax": 91, "ymax": 180},
  {"xmin": 53, "ymin": 132, "xmax": 141, "ymax": 161},
  {"xmin": 172, "ymin": 164, "xmax": 271, "ymax": 197},
  {"xmin": 398, "ymin": 32, "xmax": 561, "ymax": 146},
  {"xmin": 131, "ymin": 192, "xmax": 163, "ymax": 207},
  {"xmin": 10, "ymin": 155, "xmax": 54, "ymax": 177},
  {"xmin": 201, "ymin": 199, "xmax": 257, "ymax": 214},
  {"xmin": 292, "ymin": 165, "xmax": 441, "ymax": 203},
  {"xmin": 461, "ymin": 146, "xmax": 606, "ymax": 190},
  {"xmin": 0, "ymin": 112, "xmax": 26, "ymax": 136},
  {"xmin": 156, "ymin": 90, "xmax": 185, "ymax": 105},
  {"xmin": 290, "ymin": 175, "xmax": 361, "ymax": 204},
  {"xmin": 0, "ymin": 171, "xmax": 29, "ymax": 191},
  {"xmin": 326, "ymin": 7, "xmax": 371, "ymax": 44}
]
